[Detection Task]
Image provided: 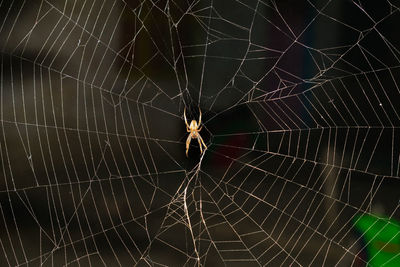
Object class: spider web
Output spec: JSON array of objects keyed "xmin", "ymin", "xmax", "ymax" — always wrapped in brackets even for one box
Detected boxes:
[{"xmin": 1, "ymin": 0, "xmax": 400, "ymax": 266}]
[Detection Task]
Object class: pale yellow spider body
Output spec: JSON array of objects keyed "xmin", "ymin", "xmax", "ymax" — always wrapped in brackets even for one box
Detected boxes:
[{"xmin": 184, "ymin": 108, "xmax": 207, "ymax": 157}]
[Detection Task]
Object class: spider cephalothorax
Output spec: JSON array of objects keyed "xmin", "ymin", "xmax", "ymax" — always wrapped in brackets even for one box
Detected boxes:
[{"xmin": 184, "ymin": 108, "xmax": 207, "ymax": 157}]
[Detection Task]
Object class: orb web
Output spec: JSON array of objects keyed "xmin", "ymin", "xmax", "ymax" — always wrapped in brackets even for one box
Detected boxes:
[{"xmin": 0, "ymin": 0, "xmax": 400, "ymax": 266}]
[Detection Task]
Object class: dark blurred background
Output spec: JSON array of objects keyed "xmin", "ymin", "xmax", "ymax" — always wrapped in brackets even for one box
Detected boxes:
[{"xmin": 0, "ymin": 0, "xmax": 400, "ymax": 266}]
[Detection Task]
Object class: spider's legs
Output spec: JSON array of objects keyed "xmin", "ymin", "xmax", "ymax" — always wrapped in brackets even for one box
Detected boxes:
[
  {"xmin": 198, "ymin": 134, "xmax": 207, "ymax": 154},
  {"xmin": 186, "ymin": 134, "xmax": 192, "ymax": 157},
  {"xmin": 198, "ymin": 108, "xmax": 202, "ymax": 127},
  {"xmin": 184, "ymin": 107, "xmax": 190, "ymax": 130},
  {"xmin": 197, "ymin": 138, "xmax": 203, "ymax": 154}
]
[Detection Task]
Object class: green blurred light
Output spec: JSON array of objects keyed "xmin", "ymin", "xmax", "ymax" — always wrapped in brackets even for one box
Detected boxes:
[{"xmin": 353, "ymin": 214, "xmax": 400, "ymax": 266}]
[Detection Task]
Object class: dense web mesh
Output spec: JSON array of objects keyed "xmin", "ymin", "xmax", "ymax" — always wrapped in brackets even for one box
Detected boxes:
[{"xmin": 1, "ymin": 0, "xmax": 400, "ymax": 266}]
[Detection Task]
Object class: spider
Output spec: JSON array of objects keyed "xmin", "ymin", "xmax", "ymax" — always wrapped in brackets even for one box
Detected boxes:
[{"xmin": 184, "ymin": 107, "xmax": 207, "ymax": 157}]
